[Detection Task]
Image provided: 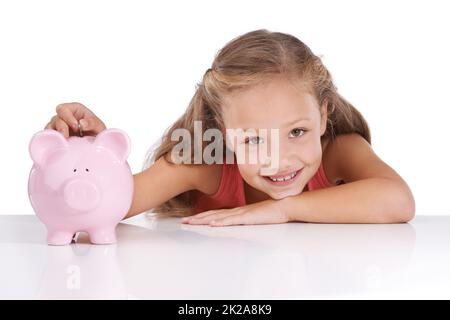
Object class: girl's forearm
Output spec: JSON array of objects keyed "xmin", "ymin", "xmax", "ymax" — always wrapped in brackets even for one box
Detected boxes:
[
  {"xmin": 280, "ymin": 178, "xmax": 415, "ymax": 224},
  {"xmin": 123, "ymin": 158, "xmax": 199, "ymax": 220}
]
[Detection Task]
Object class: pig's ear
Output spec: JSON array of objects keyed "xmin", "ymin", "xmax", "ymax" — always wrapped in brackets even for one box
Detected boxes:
[
  {"xmin": 29, "ymin": 129, "xmax": 69, "ymax": 166},
  {"xmin": 94, "ymin": 128, "xmax": 131, "ymax": 163}
]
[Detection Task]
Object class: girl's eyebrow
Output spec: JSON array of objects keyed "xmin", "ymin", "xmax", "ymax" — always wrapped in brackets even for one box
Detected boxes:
[
  {"xmin": 240, "ymin": 117, "xmax": 311, "ymax": 131},
  {"xmin": 284, "ymin": 117, "xmax": 311, "ymax": 127}
]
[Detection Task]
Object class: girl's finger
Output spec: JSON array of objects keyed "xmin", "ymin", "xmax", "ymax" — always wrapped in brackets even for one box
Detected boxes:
[
  {"xmin": 56, "ymin": 102, "xmax": 94, "ymax": 118},
  {"xmin": 44, "ymin": 115, "xmax": 58, "ymax": 130},
  {"xmin": 210, "ymin": 214, "xmax": 247, "ymax": 227},
  {"xmin": 184, "ymin": 210, "xmax": 218, "ymax": 221},
  {"xmin": 185, "ymin": 206, "xmax": 239, "ymax": 221},
  {"xmin": 181, "ymin": 210, "xmax": 225, "ymax": 223},
  {"xmin": 56, "ymin": 105, "xmax": 80, "ymax": 131},
  {"xmin": 53, "ymin": 117, "xmax": 69, "ymax": 138},
  {"xmin": 186, "ymin": 210, "xmax": 243, "ymax": 225},
  {"xmin": 79, "ymin": 117, "xmax": 106, "ymax": 135}
]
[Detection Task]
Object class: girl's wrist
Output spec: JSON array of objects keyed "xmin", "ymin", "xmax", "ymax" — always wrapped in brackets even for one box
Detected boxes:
[{"xmin": 278, "ymin": 196, "xmax": 296, "ymax": 222}]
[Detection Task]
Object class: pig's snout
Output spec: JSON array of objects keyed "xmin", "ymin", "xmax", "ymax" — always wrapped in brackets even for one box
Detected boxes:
[{"xmin": 63, "ymin": 179, "xmax": 100, "ymax": 212}]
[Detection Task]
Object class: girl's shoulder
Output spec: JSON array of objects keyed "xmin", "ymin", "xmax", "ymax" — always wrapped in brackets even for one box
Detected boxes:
[
  {"xmin": 321, "ymin": 133, "xmax": 405, "ymax": 186},
  {"xmin": 321, "ymin": 136, "xmax": 344, "ymax": 185}
]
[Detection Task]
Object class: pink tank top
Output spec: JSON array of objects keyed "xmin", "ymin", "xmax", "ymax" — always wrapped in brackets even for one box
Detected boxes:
[{"xmin": 192, "ymin": 161, "xmax": 336, "ymax": 213}]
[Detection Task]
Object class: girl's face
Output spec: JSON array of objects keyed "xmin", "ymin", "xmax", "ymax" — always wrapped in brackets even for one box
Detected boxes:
[{"xmin": 222, "ymin": 75, "xmax": 328, "ymax": 200}]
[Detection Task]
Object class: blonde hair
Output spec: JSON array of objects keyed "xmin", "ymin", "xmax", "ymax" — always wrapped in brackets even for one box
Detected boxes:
[{"xmin": 143, "ymin": 29, "xmax": 371, "ymax": 217}]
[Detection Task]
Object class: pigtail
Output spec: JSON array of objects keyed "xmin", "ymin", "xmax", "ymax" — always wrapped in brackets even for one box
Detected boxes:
[
  {"xmin": 141, "ymin": 70, "xmax": 227, "ymax": 217},
  {"xmin": 325, "ymin": 91, "xmax": 371, "ymax": 144}
]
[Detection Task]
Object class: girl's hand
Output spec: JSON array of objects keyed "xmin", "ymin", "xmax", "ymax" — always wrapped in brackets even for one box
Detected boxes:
[
  {"xmin": 44, "ymin": 102, "xmax": 107, "ymax": 138},
  {"xmin": 181, "ymin": 199, "xmax": 289, "ymax": 227}
]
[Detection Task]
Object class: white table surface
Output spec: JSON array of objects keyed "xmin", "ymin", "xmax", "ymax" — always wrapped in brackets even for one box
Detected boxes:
[{"xmin": 0, "ymin": 214, "xmax": 449, "ymax": 299}]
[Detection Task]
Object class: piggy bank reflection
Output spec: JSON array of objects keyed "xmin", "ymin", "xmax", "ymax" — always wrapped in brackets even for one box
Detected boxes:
[{"xmin": 28, "ymin": 129, "xmax": 134, "ymax": 245}]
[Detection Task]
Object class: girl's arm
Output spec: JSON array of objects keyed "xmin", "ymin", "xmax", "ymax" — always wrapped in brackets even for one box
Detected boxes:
[
  {"xmin": 281, "ymin": 133, "xmax": 415, "ymax": 223},
  {"xmin": 124, "ymin": 156, "xmax": 222, "ymax": 219},
  {"xmin": 182, "ymin": 133, "xmax": 414, "ymax": 227}
]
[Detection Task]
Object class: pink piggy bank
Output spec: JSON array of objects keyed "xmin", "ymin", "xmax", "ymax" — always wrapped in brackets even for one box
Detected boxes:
[{"xmin": 28, "ymin": 128, "xmax": 134, "ymax": 245}]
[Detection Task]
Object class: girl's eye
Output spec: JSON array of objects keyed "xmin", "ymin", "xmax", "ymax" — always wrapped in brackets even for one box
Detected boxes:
[
  {"xmin": 289, "ymin": 128, "xmax": 307, "ymax": 138},
  {"xmin": 245, "ymin": 136, "xmax": 264, "ymax": 145}
]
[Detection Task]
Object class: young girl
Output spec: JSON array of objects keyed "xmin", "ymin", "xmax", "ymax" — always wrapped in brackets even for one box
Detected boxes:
[{"xmin": 44, "ymin": 29, "xmax": 415, "ymax": 226}]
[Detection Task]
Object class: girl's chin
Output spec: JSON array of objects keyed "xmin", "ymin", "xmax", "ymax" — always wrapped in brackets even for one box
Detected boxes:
[{"xmin": 266, "ymin": 185, "xmax": 304, "ymax": 200}]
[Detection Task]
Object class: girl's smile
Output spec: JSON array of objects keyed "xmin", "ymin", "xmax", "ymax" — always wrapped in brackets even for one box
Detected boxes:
[{"xmin": 263, "ymin": 168, "xmax": 302, "ymax": 186}]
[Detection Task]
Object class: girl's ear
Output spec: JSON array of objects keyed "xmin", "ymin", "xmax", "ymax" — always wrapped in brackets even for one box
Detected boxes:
[
  {"xmin": 320, "ymin": 98, "xmax": 329, "ymax": 136},
  {"xmin": 94, "ymin": 128, "xmax": 131, "ymax": 163},
  {"xmin": 29, "ymin": 129, "xmax": 69, "ymax": 167}
]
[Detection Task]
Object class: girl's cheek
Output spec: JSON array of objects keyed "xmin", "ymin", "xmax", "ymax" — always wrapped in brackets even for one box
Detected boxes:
[
  {"xmin": 299, "ymin": 139, "xmax": 323, "ymax": 163},
  {"xmin": 237, "ymin": 164, "xmax": 259, "ymax": 181}
]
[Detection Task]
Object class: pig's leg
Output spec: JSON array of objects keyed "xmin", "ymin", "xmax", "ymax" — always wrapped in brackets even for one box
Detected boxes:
[
  {"xmin": 89, "ymin": 227, "xmax": 117, "ymax": 245},
  {"xmin": 47, "ymin": 230, "xmax": 74, "ymax": 246}
]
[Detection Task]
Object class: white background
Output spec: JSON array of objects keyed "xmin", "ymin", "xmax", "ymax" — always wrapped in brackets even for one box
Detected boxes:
[{"xmin": 1, "ymin": 0, "xmax": 448, "ymax": 216}]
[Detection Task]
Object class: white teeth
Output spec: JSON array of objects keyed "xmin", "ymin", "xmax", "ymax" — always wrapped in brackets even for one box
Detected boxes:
[{"xmin": 268, "ymin": 171, "xmax": 297, "ymax": 182}]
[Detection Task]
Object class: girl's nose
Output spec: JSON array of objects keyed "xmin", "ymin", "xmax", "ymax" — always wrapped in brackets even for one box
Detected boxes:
[{"xmin": 278, "ymin": 140, "xmax": 297, "ymax": 165}]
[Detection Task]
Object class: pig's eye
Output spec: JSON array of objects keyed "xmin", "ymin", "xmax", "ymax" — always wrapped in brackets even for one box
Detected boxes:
[
  {"xmin": 85, "ymin": 168, "xmax": 89, "ymax": 172},
  {"xmin": 73, "ymin": 169, "xmax": 77, "ymax": 172}
]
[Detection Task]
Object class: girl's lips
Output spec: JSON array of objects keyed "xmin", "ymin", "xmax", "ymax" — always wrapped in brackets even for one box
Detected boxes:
[{"xmin": 263, "ymin": 169, "xmax": 302, "ymax": 186}]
